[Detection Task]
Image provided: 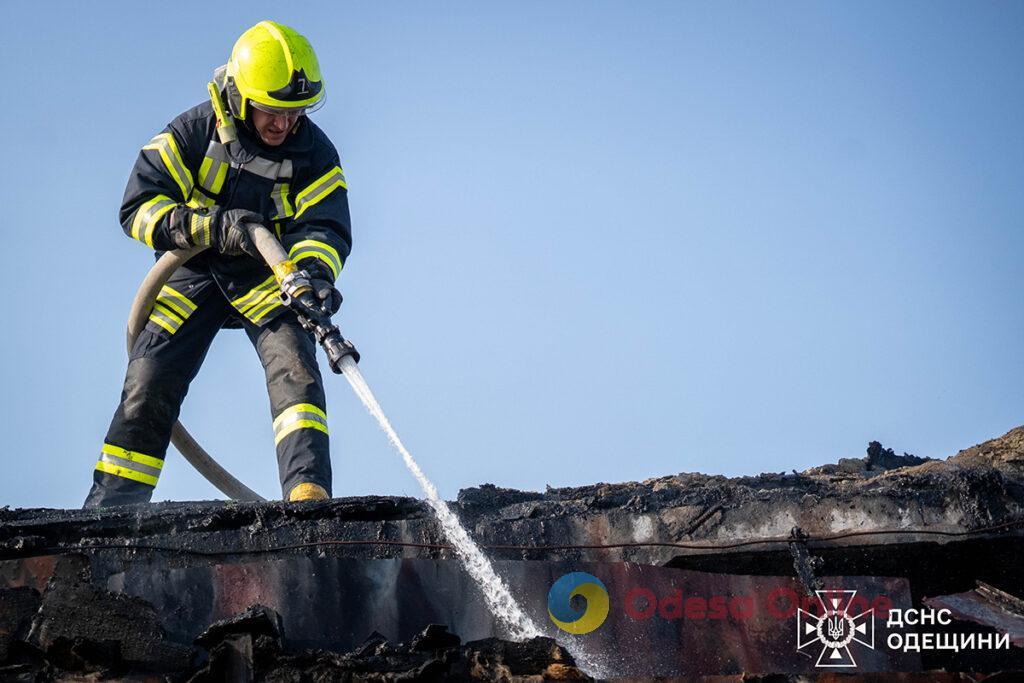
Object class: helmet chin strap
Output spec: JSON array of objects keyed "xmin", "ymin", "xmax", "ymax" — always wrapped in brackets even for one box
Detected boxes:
[{"xmin": 225, "ymin": 76, "xmax": 246, "ymax": 120}]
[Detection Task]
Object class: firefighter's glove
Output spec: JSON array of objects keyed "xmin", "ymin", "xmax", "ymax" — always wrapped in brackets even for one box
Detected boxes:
[
  {"xmin": 168, "ymin": 206, "xmax": 259, "ymax": 259},
  {"xmin": 212, "ymin": 208, "xmax": 262, "ymax": 258},
  {"xmin": 296, "ymin": 258, "xmax": 343, "ymax": 315}
]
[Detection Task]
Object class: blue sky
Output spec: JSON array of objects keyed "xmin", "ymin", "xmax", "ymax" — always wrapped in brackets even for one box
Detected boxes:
[{"xmin": 1, "ymin": 2, "xmax": 1021, "ymax": 509}]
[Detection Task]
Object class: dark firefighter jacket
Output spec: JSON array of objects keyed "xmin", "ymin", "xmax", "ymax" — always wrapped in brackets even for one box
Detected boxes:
[{"xmin": 120, "ymin": 101, "xmax": 352, "ymax": 329}]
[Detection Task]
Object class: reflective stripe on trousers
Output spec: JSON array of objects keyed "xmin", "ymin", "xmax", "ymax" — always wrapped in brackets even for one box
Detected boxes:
[
  {"xmin": 273, "ymin": 403, "xmax": 329, "ymax": 445},
  {"xmin": 94, "ymin": 443, "xmax": 163, "ymax": 487}
]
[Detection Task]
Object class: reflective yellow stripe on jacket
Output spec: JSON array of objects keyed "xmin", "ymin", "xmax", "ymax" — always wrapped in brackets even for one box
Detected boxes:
[
  {"xmin": 273, "ymin": 403, "xmax": 329, "ymax": 445},
  {"xmin": 95, "ymin": 443, "xmax": 164, "ymax": 487},
  {"xmin": 143, "ymin": 133, "xmax": 194, "ymax": 200},
  {"xmin": 230, "ymin": 275, "xmax": 283, "ymax": 324},
  {"xmin": 148, "ymin": 285, "xmax": 198, "ymax": 335},
  {"xmin": 130, "ymin": 195, "xmax": 176, "ymax": 247},
  {"xmin": 289, "ymin": 239, "xmax": 343, "ymax": 279},
  {"xmin": 192, "ymin": 140, "xmax": 230, "ymax": 208},
  {"xmin": 271, "ymin": 182, "xmax": 294, "ymax": 219},
  {"xmin": 294, "ymin": 166, "xmax": 347, "ymax": 219}
]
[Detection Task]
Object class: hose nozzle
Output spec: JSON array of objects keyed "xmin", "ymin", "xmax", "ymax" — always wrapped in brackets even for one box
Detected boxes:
[
  {"xmin": 242, "ymin": 223, "xmax": 361, "ymax": 372},
  {"xmin": 323, "ymin": 333, "xmax": 360, "ymax": 371}
]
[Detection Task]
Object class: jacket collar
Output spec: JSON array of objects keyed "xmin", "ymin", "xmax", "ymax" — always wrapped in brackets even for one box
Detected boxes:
[{"xmin": 227, "ymin": 117, "xmax": 314, "ymax": 163}]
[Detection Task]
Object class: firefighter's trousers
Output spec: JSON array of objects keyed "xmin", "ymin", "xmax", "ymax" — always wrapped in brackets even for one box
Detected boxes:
[{"xmin": 83, "ymin": 276, "xmax": 331, "ymax": 508}]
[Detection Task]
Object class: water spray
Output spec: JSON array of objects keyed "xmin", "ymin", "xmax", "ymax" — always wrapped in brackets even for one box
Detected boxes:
[
  {"xmin": 129, "ymin": 225, "xmax": 605, "ymax": 675},
  {"xmin": 249, "ymin": 227, "xmax": 604, "ymax": 671}
]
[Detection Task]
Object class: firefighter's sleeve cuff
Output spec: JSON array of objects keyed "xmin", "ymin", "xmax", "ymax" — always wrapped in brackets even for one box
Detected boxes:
[{"xmin": 288, "ymin": 239, "xmax": 343, "ymax": 280}]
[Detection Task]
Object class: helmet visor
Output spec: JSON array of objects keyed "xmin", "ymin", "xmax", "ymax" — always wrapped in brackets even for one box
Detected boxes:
[{"xmin": 250, "ymin": 96, "xmax": 325, "ymax": 118}]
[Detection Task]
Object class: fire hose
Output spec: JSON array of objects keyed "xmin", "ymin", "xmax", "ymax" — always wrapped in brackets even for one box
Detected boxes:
[{"xmin": 125, "ymin": 224, "xmax": 359, "ymax": 501}]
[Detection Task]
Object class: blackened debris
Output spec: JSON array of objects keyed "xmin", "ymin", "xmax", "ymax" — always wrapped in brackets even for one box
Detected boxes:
[
  {"xmin": 190, "ymin": 610, "xmax": 586, "ymax": 682},
  {"xmin": 866, "ymin": 440, "xmax": 932, "ymax": 471},
  {"xmin": 25, "ymin": 556, "xmax": 192, "ymax": 675}
]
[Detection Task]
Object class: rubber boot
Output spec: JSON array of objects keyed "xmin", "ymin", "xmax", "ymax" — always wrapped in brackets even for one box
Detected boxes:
[{"xmin": 288, "ymin": 482, "xmax": 329, "ymax": 501}]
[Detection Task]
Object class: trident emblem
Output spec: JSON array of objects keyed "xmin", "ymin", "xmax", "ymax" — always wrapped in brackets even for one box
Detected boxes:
[{"xmin": 796, "ymin": 590, "xmax": 876, "ymax": 667}]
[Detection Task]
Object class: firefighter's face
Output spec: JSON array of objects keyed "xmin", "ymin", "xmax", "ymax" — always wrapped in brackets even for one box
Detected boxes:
[{"xmin": 252, "ymin": 108, "xmax": 298, "ymax": 147}]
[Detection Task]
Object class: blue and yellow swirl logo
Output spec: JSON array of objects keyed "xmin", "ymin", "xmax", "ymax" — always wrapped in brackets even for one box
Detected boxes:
[{"xmin": 547, "ymin": 572, "xmax": 610, "ymax": 634}]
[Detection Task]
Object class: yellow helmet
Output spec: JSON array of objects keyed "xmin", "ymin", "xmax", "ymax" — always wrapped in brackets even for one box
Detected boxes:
[{"xmin": 224, "ymin": 20, "xmax": 325, "ymax": 121}]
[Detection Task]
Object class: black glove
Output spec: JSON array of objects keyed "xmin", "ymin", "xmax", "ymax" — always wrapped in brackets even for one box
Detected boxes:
[
  {"xmin": 167, "ymin": 206, "xmax": 260, "ymax": 259},
  {"xmin": 212, "ymin": 208, "xmax": 262, "ymax": 258},
  {"xmin": 296, "ymin": 258, "xmax": 343, "ymax": 315}
]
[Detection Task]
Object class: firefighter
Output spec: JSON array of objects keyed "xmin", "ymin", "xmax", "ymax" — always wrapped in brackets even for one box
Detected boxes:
[{"xmin": 84, "ymin": 21, "xmax": 351, "ymax": 507}]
